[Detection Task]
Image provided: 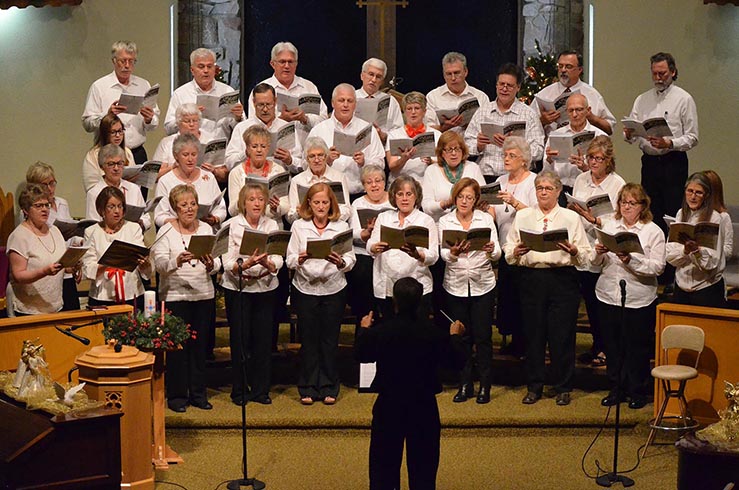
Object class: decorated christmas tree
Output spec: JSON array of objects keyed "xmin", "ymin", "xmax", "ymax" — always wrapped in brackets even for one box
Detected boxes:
[{"xmin": 519, "ymin": 40, "xmax": 559, "ymax": 104}]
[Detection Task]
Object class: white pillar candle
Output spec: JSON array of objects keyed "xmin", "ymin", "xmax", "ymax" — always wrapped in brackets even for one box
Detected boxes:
[{"xmin": 144, "ymin": 291, "xmax": 156, "ymax": 318}]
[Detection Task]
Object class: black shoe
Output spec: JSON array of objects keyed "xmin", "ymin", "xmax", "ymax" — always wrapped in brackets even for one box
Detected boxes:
[
  {"xmin": 453, "ymin": 384, "xmax": 474, "ymax": 403},
  {"xmin": 601, "ymin": 392, "xmax": 624, "ymax": 407},
  {"xmin": 231, "ymin": 397, "xmax": 246, "ymax": 406},
  {"xmin": 476, "ymin": 387, "xmax": 491, "ymax": 404},
  {"xmin": 168, "ymin": 404, "xmax": 186, "ymax": 413},
  {"xmin": 191, "ymin": 401, "xmax": 213, "ymax": 410},
  {"xmin": 628, "ymin": 396, "xmax": 647, "ymax": 409},
  {"xmin": 251, "ymin": 395, "xmax": 272, "ymax": 405},
  {"xmin": 522, "ymin": 392, "xmax": 541, "ymax": 405},
  {"xmin": 556, "ymin": 392, "xmax": 571, "ymax": 406}
]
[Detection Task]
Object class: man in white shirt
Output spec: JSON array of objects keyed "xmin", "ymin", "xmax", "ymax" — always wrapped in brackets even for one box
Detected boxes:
[
  {"xmin": 247, "ymin": 42, "xmax": 328, "ymax": 144},
  {"xmin": 225, "ymin": 83, "xmax": 303, "ymax": 174},
  {"xmin": 465, "ymin": 63, "xmax": 545, "ymax": 182},
  {"xmin": 164, "ymin": 48, "xmax": 243, "ymax": 145},
  {"xmin": 355, "ymin": 58, "xmax": 404, "ymax": 145},
  {"xmin": 530, "ymin": 50, "xmax": 615, "ymax": 136},
  {"xmin": 425, "ymin": 52, "xmax": 490, "ymax": 134},
  {"xmin": 625, "ymin": 52, "xmax": 699, "ymax": 234},
  {"xmin": 82, "ymin": 41, "xmax": 160, "ymax": 165},
  {"xmin": 307, "ymin": 83, "xmax": 385, "ymax": 199},
  {"xmin": 543, "ymin": 94, "xmax": 606, "ymax": 200}
]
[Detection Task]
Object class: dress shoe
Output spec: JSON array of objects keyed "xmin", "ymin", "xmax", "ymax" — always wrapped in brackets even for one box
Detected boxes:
[
  {"xmin": 323, "ymin": 396, "xmax": 337, "ymax": 405},
  {"xmin": 476, "ymin": 387, "xmax": 491, "ymax": 404},
  {"xmin": 556, "ymin": 392, "xmax": 571, "ymax": 406},
  {"xmin": 231, "ymin": 397, "xmax": 246, "ymax": 406},
  {"xmin": 191, "ymin": 401, "xmax": 213, "ymax": 410},
  {"xmin": 300, "ymin": 397, "xmax": 314, "ymax": 406},
  {"xmin": 628, "ymin": 396, "xmax": 647, "ymax": 409},
  {"xmin": 601, "ymin": 392, "xmax": 624, "ymax": 407},
  {"xmin": 522, "ymin": 392, "xmax": 541, "ymax": 405},
  {"xmin": 453, "ymin": 383, "xmax": 475, "ymax": 403},
  {"xmin": 168, "ymin": 405, "xmax": 186, "ymax": 413},
  {"xmin": 251, "ymin": 395, "xmax": 272, "ymax": 405}
]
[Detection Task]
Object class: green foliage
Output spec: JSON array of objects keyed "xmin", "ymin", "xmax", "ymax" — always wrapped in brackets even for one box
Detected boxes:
[
  {"xmin": 103, "ymin": 311, "xmax": 194, "ymax": 350},
  {"xmin": 519, "ymin": 40, "xmax": 559, "ymax": 104}
]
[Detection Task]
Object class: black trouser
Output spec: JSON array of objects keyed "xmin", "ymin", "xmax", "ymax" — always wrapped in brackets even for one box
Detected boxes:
[
  {"xmin": 130, "ymin": 145, "xmax": 148, "ymax": 165},
  {"xmin": 346, "ymin": 254, "xmax": 375, "ymax": 323},
  {"xmin": 641, "ymin": 151, "xmax": 688, "ymax": 236},
  {"xmin": 673, "ymin": 278, "xmax": 726, "ymax": 309},
  {"xmin": 578, "ymin": 270, "xmax": 604, "ymax": 355},
  {"xmin": 272, "ymin": 266, "xmax": 290, "ymax": 349},
  {"xmin": 519, "ymin": 267, "xmax": 580, "ymax": 395},
  {"xmin": 599, "ymin": 300, "xmax": 656, "ymax": 398},
  {"xmin": 292, "ymin": 287, "xmax": 346, "ymax": 400},
  {"xmin": 370, "ymin": 394, "xmax": 440, "ymax": 490},
  {"xmin": 166, "ymin": 299, "xmax": 214, "ymax": 408},
  {"xmin": 496, "ymin": 255, "xmax": 523, "ymax": 340},
  {"xmin": 445, "ymin": 288, "xmax": 495, "ymax": 388},
  {"xmin": 557, "ymin": 185, "xmax": 573, "ymax": 208},
  {"xmin": 61, "ymin": 277, "xmax": 80, "ymax": 311},
  {"xmin": 429, "ymin": 260, "xmax": 447, "ymax": 329},
  {"xmin": 225, "ymin": 288, "xmax": 275, "ymax": 402}
]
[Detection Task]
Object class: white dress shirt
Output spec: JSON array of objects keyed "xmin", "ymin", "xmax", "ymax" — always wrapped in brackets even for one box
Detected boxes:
[
  {"xmin": 154, "ymin": 169, "xmax": 226, "ymax": 229},
  {"xmin": 227, "ymin": 160, "xmax": 289, "ymax": 220},
  {"xmin": 165, "ymin": 80, "xmax": 241, "ymax": 139},
  {"xmin": 543, "ymin": 121, "xmax": 606, "ymax": 187},
  {"xmin": 366, "ymin": 208, "xmax": 439, "ymax": 298},
  {"xmin": 719, "ymin": 211, "xmax": 733, "ymax": 260},
  {"xmin": 247, "ymin": 75, "xmax": 328, "ymax": 141},
  {"xmin": 307, "ymin": 114, "xmax": 386, "ymax": 195},
  {"xmin": 504, "ymin": 205, "xmax": 591, "ymax": 269},
  {"xmin": 424, "ymin": 82, "xmax": 490, "ymax": 134},
  {"xmin": 625, "ymin": 84, "xmax": 699, "ymax": 155},
  {"xmin": 355, "ymin": 88, "xmax": 404, "ymax": 134},
  {"xmin": 151, "ymin": 129, "xmax": 216, "ymax": 167},
  {"xmin": 465, "ymin": 99, "xmax": 545, "ymax": 177},
  {"xmin": 224, "ymin": 116, "xmax": 304, "ymax": 172},
  {"xmin": 151, "ymin": 221, "xmax": 216, "ymax": 302},
  {"xmin": 85, "ymin": 179, "xmax": 151, "ymax": 231},
  {"xmin": 593, "ymin": 218, "xmax": 666, "ymax": 308},
  {"xmin": 82, "ymin": 72, "xmax": 160, "ymax": 149},
  {"xmin": 438, "ymin": 210, "xmax": 501, "ymax": 297},
  {"xmin": 350, "ymin": 195, "xmax": 393, "ymax": 257},
  {"xmin": 666, "ymin": 209, "xmax": 725, "ymax": 292},
  {"xmin": 492, "ymin": 172, "xmax": 538, "ymax": 247},
  {"xmin": 220, "ymin": 214, "xmax": 284, "ymax": 293},
  {"xmin": 421, "ymin": 162, "xmax": 485, "ymax": 222},
  {"xmin": 82, "ymin": 221, "xmax": 148, "ymax": 302},
  {"xmin": 286, "ymin": 219, "xmax": 356, "ymax": 296},
  {"xmin": 82, "ymin": 146, "xmax": 135, "ymax": 193},
  {"xmin": 384, "ymin": 126, "xmax": 441, "ymax": 186},
  {"xmin": 530, "ymin": 79, "xmax": 616, "ymax": 135},
  {"xmin": 287, "ymin": 167, "xmax": 352, "ymax": 223}
]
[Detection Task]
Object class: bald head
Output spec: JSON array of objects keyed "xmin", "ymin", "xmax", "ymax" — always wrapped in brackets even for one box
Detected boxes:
[{"xmin": 565, "ymin": 93, "xmax": 590, "ymax": 131}]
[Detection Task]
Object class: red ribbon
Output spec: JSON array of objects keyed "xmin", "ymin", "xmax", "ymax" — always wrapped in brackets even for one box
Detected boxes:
[
  {"xmin": 405, "ymin": 124, "xmax": 426, "ymax": 138},
  {"xmin": 105, "ymin": 268, "xmax": 126, "ymax": 304}
]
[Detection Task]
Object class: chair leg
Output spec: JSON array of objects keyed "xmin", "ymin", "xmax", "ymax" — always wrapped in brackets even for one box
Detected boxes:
[{"xmin": 643, "ymin": 379, "xmax": 672, "ymax": 458}]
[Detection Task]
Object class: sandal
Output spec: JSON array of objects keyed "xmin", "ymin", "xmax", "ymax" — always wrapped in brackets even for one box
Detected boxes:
[
  {"xmin": 323, "ymin": 396, "xmax": 336, "ymax": 405},
  {"xmin": 300, "ymin": 397, "xmax": 314, "ymax": 405},
  {"xmin": 591, "ymin": 353, "xmax": 607, "ymax": 367}
]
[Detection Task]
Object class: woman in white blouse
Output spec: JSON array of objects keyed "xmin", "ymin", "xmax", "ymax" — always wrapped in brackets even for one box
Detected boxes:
[
  {"xmin": 227, "ymin": 125, "xmax": 288, "ymax": 220},
  {"xmin": 367, "ymin": 175, "xmax": 439, "ymax": 320},
  {"xmin": 82, "ymin": 186, "xmax": 151, "ymax": 308},
  {"xmin": 385, "ymin": 91, "xmax": 441, "ymax": 185},
  {"xmin": 568, "ymin": 136, "xmax": 625, "ymax": 368},
  {"xmin": 593, "ymin": 183, "xmax": 665, "ymax": 410},
  {"xmin": 348, "ymin": 165, "xmax": 391, "ymax": 322},
  {"xmin": 221, "ymin": 183, "xmax": 284, "ymax": 406},
  {"xmin": 287, "ymin": 183, "xmax": 356, "ymax": 405},
  {"xmin": 504, "ymin": 171, "xmax": 591, "ymax": 406},
  {"xmin": 491, "ymin": 136, "xmax": 537, "ymax": 358},
  {"xmin": 152, "ymin": 184, "xmax": 216, "ymax": 412},
  {"xmin": 439, "ymin": 178, "xmax": 500, "ymax": 404},
  {"xmin": 7, "ymin": 184, "xmax": 66, "ymax": 315},
  {"xmin": 82, "ymin": 113, "xmax": 134, "ymax": 193},
  {"xmin": 421, "ymin": 130, "xmax": 486, "ymax": 222},
  {"xmin": 152, "ymin": 103, "xmax": 216, "ymax": 180},
  {"xmin": 666, "ymin": 172, "xmax": 727, "ymax": 308},
  {"xmin": 154, "ymin": 133, "xmax": 226, "ymax": 230}
]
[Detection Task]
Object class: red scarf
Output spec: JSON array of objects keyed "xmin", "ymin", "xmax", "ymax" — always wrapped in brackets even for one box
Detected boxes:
[
  {"xmin": 243, "ymin": 157, "xmax": 270, "ymax": 177},
  {"xmin": 405, "ymin": 124, "xmax": 426, "ymax": 138},
  {"xmin": 106, "ymin": 268, "xmax": 126, "ymax": 304}
]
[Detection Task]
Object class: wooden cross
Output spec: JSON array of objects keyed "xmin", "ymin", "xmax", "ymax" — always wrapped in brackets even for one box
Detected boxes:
[{"xmin": 357, "ymin": 0, "xmax": 409, "ymax": 77}]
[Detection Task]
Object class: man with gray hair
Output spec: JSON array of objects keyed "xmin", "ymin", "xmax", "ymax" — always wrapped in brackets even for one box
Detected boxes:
[
  {"xmin": 165, "ymin": 47, "xmax": 243, "ymax": 142},
  {"xmin": 247, "ymin": 41, "xmax": 327, "ymax": 143},
  {"xmin": 307, "ymin": 83, "xmax": 385, "ymax": 198},
  {"xmin": 82, "ymin": 41, "xmax": 160, "ymax": 165},
  {"xmin": 355, "ymin": 57, "xmax": 404, "ymax": 144},
  {"xmin": 424, "ymin": 51, "xmax": 490, "ymax": 134}
]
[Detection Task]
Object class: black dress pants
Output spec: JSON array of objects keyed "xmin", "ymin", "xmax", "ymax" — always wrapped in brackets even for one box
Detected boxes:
[
  {"xmin": 445, "ymin": 289, "xmax": 495, "ymax": 387},
  {"xmin": 641, "ymin": 151, "xmax": 688, "ymax": 236}
]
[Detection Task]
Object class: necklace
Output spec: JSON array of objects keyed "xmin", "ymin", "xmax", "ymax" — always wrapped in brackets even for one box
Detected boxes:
[
  {"xmin": 244, "ymin": 157, "xmax": 270, "ymax": 177},
  {"xmin": 313, "ymin": 219, "xmax": 328, "ymax": 230},
  {"xmin": 176, "ymin": 220, "xmax": 198, "ymax": 267},
  {"xmin": 504, "ymin": 183, "xmax": 518, "ymax": 213},
  {"xmin": 25, "ymin": 222, "xmax": 56, "ymax": 254}
]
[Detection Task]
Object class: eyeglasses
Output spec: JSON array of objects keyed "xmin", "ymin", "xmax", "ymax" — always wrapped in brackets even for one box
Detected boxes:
[
  {"xmin": 255, "ymin": 102, "xmax": 275, "ymax": 110},
  {"xmin": 31, "ymin": 202, "xmax": 51, "ymax": 209},
  {"xmin": 557, "ymin": 63, "xmax": 579, "ymax": 70},
  {"xmin": 443, "ymin": 147, "xmax": 462, "ymax": 154},
  {"xmin": 496, "ymin": 82, "xmax": 518, "ymax": 90},
  {"xmin": 363, "ymin": 178, "xmax": 385, "ymax": 186},
  {"xmin": 456, "ymin": 194, "xmax": 476, "ymax": 202},
  {"xmin": 363, "ymin": 71, "xmax": 384, "ymax": 80},
  {"xmin": 619, "ymin": 200, "xmax": 643, "ymax": 208},
  {"xmin": 40, "ymin": 180, "xmax": 57, "ymax": 188},
  {"xmin": 105, "ymin": 204, "xmax": 124, "ymax": 211},
  {"xmin": 567, "ymin": 107, "xmax": 586, "ymax": 114},
  {"xmin": 587, "ymin": 155, "xmax": 606, "ymax": 163},
  {"xmin": 274, "ymin": 59, "xmax": 296, "ymax": 66},
  {"xmin": 110, "ymin": 129, "xmax": 125, "ymax": 136},
  {"xmin": 105, "ymin": 161, "xmax": 125, "ymax": 168},
  {"xmin": 535, "ymin": 186, "xmax": 556, "ymax": 193},
  {"xmin": 503, "ymin": 151, "xmax": 522, "ymax": 159},
  {"xmin": 685, "ymin": 189, "xmax": 705, "ymax": 197},
  {"xmin": 177, "ymin": 203, "xmax": 197, "ymax": 211},
  {"xmin": 115, "ymin": 58, "xmax": 137, "ymax": 66}
]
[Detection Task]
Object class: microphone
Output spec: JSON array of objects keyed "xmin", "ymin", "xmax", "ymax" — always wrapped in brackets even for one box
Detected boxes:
[
  {"xmin": 236, "ymin": 257, "xmax": 244, "ymax": 270},
  {"xmin": 619, "ymin": 279, "xmax": 627, "ymax": 308},
  {"xmin": 55, "ymin": 326, "xmax": 91, "ymax": 345}
]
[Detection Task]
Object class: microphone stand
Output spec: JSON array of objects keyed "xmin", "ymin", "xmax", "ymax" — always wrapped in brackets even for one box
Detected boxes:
[
  {"xmin": 596, "ymin": 279, "xmax": 634, "ymax": 488},
  {"xmin": 227, "ymin": 258, "xmax": 266, "ymax": 490}
]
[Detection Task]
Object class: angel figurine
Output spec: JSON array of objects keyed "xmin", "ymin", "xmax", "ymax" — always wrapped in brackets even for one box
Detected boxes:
[
  {"xmin": 18, "ymin": 344, "xmax": 50, "ymax": 398},
  {"xmin": 12, "ymin": 339, "xmax": 35, "ymax": 389}
]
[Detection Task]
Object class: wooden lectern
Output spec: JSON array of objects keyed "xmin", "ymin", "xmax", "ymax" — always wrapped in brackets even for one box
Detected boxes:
[{"xmin": 76, "ymin": 345, "xmax": 155, "ymax": 490}]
